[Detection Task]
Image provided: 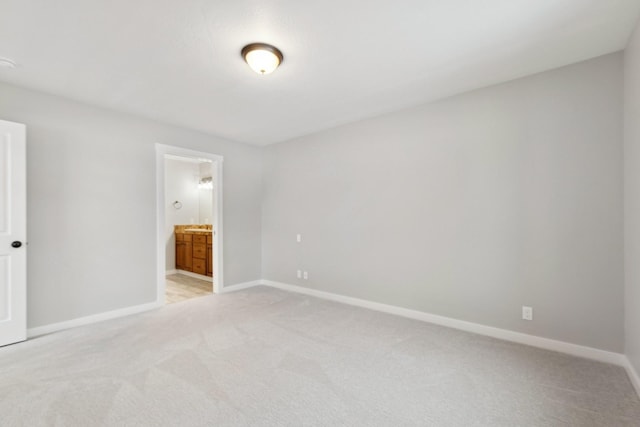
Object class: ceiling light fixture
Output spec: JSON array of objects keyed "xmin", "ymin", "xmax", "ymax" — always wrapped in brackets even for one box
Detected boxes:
[
  {"xmin": 0, "ymin": 57, "xmax": 17, "ymax": 69},
  {"xmin": 241, "ymin": 43, "xmax": 283, "ymax": 75},
  {"xmin": 198, "ymin": 176, "xmax": 213, "ymax": 190}
]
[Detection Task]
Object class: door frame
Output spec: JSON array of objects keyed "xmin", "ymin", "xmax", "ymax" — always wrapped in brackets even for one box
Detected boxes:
[{"xmin": 155, "ymin": 143, "xmax": 224, "ymax": 302}]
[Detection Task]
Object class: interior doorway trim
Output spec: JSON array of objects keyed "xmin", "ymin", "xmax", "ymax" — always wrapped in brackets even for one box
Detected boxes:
[{"xmin": 155, "ymin": 143, "xmax": 224, "ymax": 303}]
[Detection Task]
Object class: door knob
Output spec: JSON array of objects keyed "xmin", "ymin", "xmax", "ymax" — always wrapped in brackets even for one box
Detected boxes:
[{"xmin": 11, "ymin": 241, "xmax": 22, "ymax": 248}]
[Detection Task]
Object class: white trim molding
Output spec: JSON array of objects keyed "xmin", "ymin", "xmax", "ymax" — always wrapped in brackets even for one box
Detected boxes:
[
  {"xmin": 27, "ymin": 301, "xmax": 162, "ymax": 338},
  {"xmin": 261, "ymin": 280, "xmax": 626, "ymax": 367},
  {"xmin": 21, "ymin": 277, "xmax": 639, "ymax": 399},
  {"xmin": 25, "ymin": 279, "xmax": 262, "ymax": 339},
  {"xmin": 218, "ymin": 280, "xmax": 262, "ymax": 294},
  {"xmin": 155, "ymin": 143, "xmax": 224, "ymax": 300},
  {"xmin": 623, "ymin": 357, "xmax": 640, "ymax": 397}
]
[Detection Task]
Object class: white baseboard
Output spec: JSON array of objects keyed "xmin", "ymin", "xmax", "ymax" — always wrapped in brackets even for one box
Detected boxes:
[
  {"xmin": 261, "ymin": 280, "xmax": 626, "ymax": 367},
  {"xmin": 25, "ymin": 278, "xmax": 259, "ymax": 339},
  {"xmin": 165, "ymin": 269, "xmax": 177, "ymax": 275},
  {"xmin": 22, "ymin": 277, "xmax": 639, "ymax": 399},
  {"xmin": 219, "ymin": 280, "xmax": 262, "ymax": 294},
  {"xmin": 173, "ymin": 269, "xmax": 212, "ymax": 282},
  {"xmin": 623, "ymin": 357, "xmax": 640, "ymax": 397},
  {"xmin": 27, "ymin": 300, "xmax": 162, "ymax": 338}
]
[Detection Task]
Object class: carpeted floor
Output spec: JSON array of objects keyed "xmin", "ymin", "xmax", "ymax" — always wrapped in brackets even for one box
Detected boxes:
[{"xmin": 0, "ymin": 286, "xmax": 638, "ymax": 426}]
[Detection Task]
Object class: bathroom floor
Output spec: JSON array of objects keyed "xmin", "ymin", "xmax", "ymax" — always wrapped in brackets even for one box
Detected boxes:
[{"xmin": 165, "ymin": 273, "xmax": 213, "ymax": 304}]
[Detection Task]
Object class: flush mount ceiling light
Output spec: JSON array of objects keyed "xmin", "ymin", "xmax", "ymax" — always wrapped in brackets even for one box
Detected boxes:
[
  {"xmin": 198, "ymin": 176, "xmax": 213, "ymax": 190},
  {"xmin": 241, "ymin": 43, "xmax": 283, "ymax": 75}
]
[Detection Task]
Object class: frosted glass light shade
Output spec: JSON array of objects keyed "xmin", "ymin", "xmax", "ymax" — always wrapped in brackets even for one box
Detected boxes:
[
  {"xmin": 198, "ymin": 176, "xmax": 213, "ymax": 190},
  {"xmin": 241, "ymin": 43, "xmax": 283, "ymax": 75}
]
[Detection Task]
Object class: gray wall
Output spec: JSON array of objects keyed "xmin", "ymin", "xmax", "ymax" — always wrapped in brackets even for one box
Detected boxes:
[
  {"xmin": 262, "ymin": 53, "xmax": 624, "ymax": 352},
  {"xmin": 0, "ymin": 82, "xmax": 263, "ymax": 328},
  {"xmin": 0, "ymin": 51, "xmax": 629, "ymax": 354},
  {"xmin": 625, "ymin": 20, "xmax": 640, "ymax": 374}
]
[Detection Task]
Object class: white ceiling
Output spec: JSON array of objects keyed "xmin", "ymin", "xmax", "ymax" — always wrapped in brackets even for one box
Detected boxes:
[{"xmin": 1, "ymin": 0, "xmax": 639, "ymax": 146}]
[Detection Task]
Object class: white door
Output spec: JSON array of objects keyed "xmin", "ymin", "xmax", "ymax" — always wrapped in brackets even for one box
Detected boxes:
[{"xmin": 0, "ymin": 120, "xmax": 26, "ymax": 347}]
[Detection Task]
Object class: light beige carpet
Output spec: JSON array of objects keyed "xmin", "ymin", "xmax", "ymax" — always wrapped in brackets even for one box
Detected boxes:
[{"xmin": 0, "ymin": 286, "xmax": 638, "ymax": 426}]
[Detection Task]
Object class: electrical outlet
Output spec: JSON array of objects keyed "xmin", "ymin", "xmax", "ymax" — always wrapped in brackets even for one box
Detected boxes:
[
  {"xmin": 296, "ymin": 234, "xmax": 302, "ymax": 243},
  {"xmin": 303, "ymin": 271, "xmax": 308, "ymax": 280},
  {"xmin": 522, "ymin": 306, "xmax": 533, "ymax": 321},
  {"xmin": 296, "ymin": 270, "xmax": 302, "ymax": 279}
]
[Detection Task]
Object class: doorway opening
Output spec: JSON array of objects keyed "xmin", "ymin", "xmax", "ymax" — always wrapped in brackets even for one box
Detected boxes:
[{"xmin": 155, "ymin": 144, "xmax": 223, "ymax": 305}]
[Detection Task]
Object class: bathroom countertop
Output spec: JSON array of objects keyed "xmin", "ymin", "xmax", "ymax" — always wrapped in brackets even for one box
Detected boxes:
[{"xmin": 174, "ymin": 225, "xmax": 213, "ymax": 234}]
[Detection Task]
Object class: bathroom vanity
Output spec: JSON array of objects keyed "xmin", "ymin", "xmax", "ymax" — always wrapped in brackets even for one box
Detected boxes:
[{"xmin": 175, "ymin": 225, "xmax": 213, "ymax": 277}]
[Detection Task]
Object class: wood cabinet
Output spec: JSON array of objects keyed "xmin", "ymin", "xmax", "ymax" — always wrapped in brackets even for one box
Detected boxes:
[
  {"xmin": 175, "ymin": 233, "xmax": 192, "ymax": 271},
  {"xmin": 175, "ymin": 231, "xmax": 212, "ymax": 277},
  {"xmin": 206, "ymin": 234, "xmax": 213, "ymax": 277},
  {"xmin": 192, "ymin": 234, "xmax": 207, "ymax": 275}
]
